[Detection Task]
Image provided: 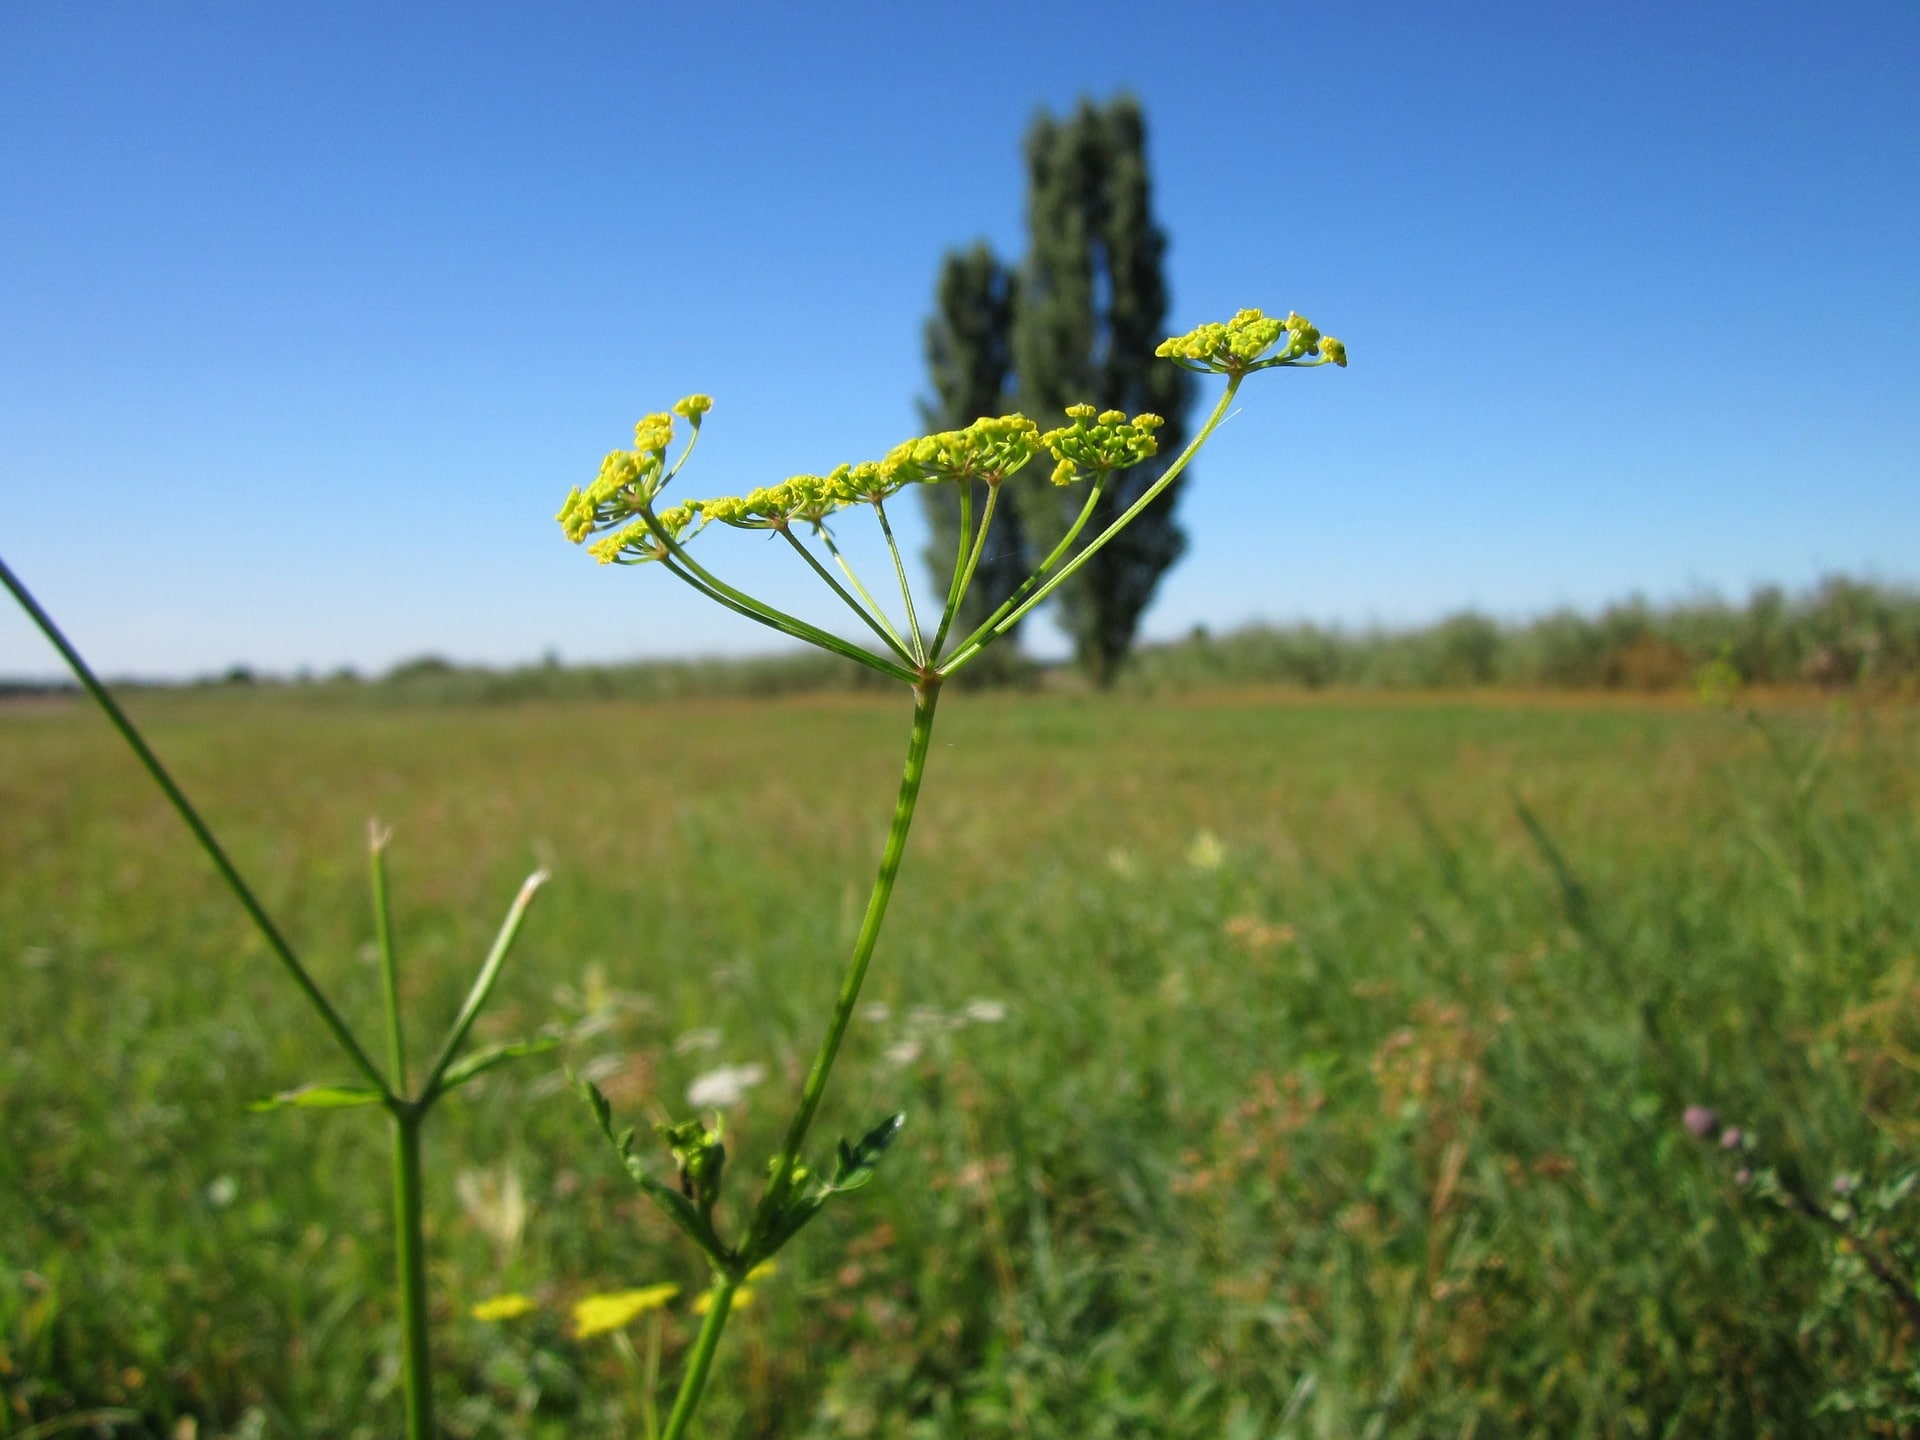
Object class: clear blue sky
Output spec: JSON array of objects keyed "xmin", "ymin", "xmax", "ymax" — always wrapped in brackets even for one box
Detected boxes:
[{"xmin": 2, "ymin": 2, "xmax": 1915, "ymax": 679}]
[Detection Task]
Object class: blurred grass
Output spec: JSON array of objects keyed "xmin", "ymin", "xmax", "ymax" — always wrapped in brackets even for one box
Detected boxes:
[{"xmin": 4, "ymin": 687, "xmax": 1920, "ymax": 1437}]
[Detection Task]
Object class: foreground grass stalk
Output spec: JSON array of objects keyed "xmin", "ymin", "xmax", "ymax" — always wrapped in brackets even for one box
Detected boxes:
[
  {"xmin": 372, "ymin": 826, "xmax": 408, "ymax": 1090},
  {"xmin": 390, "ymin": 1106, "xmax": 434, "ymax": 1440},
  {"xmin": 2, "ymin": 552, "xmax": 558, "ymax": 1440},
  {"xmin": 558, "ymin": 309, "xmax": 1344, "ymax": 1435},
  {"xmin": 0, "ymin": 553, "xmax": 391, "ymax": 1095}
]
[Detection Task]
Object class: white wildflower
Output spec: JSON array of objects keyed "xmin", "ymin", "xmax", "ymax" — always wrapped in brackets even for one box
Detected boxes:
[
  {"xmin": 672, "ymin": 1026, "xmax": 722, "ymax": 1055},
  {"xmin": 687, "ymin": 1062, "xmax": 766, "ymax": 1110}
]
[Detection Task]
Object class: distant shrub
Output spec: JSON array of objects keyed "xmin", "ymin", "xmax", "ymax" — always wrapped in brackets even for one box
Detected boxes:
[{"xmin": 1123, "ymin": 576, "xmax": 1920, "ymax": 694}]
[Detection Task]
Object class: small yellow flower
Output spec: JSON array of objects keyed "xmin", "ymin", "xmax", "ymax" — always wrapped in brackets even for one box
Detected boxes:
[
  {"xmin": 471, "ymin": 1293, "xmax": 538, "ymax": 1322},
  {"xmin": 885, "ymin": 415, "xmax": 1042, "ymax": 487},
  {"xmin": 673, "ymin": 393, "xmax": 714, "ymax": 420},
  {"xmin": 747, "ymin": 1260, "xmax": 778, "ymax": 1281},
  {"xmin": 573, "ymin": 1284, "xmax": 681, "ymax": 1339},
  {"xmin": 1041, "ymin": 408, "xmax": 1163, "ymax": 486},
  {"xmin": 633, "ymin": 412, "xmax": 675, "ymax": 455}
]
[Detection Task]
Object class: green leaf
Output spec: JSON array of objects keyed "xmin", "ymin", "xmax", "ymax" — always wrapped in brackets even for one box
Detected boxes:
[
  {"xmin": 576, "ymin": 1075, "xmax": 730, "ymax": 1263},
  {"xmin": 829, "ymin": 1111, "xmax": 906, "ymax": 1193},
  {"xmin": 434, "ymin": 1035, "xmax": 559, "ymax": 1095},
  {"xmin": 249, "ymin": 1083, "xmax": 384, "ymax": 1113},
  {"xmin": 575, "ymin": 1076, "xmax": 634, "ymax": 1164},
  {"xmin": 638, "ymin": 1174, "xmax": 713, "ymax": 1249}
]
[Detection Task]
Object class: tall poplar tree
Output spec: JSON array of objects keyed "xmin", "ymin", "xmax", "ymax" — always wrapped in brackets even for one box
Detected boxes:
[
  {"xmin": 1013, "ymin": 95, "xmax": 1193, "ymax": 687},
  {"xmin": 919, "ymin": 94, "xmax": 1192, "ymax": 687},
  {"xmin": 918, "ymin": 243, "xmax": 1029, "ymax": 666}
]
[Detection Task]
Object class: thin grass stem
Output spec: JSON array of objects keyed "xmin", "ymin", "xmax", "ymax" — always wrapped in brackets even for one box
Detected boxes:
[
  {"xmin": 369, "ymin": 823, "xmax": 407, "ymax": 1095},
  {"xmin": 0, "ymin": 552, "xmax": 392, "ymax": 1096},
  {"xmin": 421, "ymin": 869, "xmax": 549, "ymax": 1100}
]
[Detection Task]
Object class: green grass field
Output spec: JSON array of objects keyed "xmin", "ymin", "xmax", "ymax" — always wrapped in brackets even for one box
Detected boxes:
[{"xmin": 6, "ymin": 687, "xmax": 1920, "ymax": 1438}]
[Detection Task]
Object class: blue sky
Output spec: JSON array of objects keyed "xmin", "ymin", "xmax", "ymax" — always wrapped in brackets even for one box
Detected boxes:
[{"xmin": 2, "ymin": 2, "xmax": 1915, "ymax": 678}]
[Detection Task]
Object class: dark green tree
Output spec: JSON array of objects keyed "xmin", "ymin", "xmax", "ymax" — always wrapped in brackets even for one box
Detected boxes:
[
  {"xmin": 917, "ymin": 243, "xmax": 1030, "ymax": 672},
  {"xmin": 919, "ymin": 95, "xmax": 1193, "ymax": 687},
  {"xmin": 1012, "ymin": 95, "xmax": 1193, "ymax": 687}
]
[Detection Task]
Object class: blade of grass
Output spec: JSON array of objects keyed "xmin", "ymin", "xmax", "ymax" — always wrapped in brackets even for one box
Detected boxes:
[{"xmin": 0, "ymin": 552, "xmax": 391, "ymax": 1096}]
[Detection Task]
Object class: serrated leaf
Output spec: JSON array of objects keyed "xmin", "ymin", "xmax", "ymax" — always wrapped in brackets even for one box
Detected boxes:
[
  {"xmin": 435, "ymin": 1035, "xmax": 559, "ymax": 1094},
  {"xmin": 250, "ymin": 1083, "xmax": 384, "ymax": 1113}
]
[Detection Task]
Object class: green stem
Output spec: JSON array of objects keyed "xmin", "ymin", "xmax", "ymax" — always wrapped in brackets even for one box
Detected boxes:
[
  {"xmin": 0, "ymin": 552, "xmax": 391, "ymax": 1096},
  {"xmin": 390, "ymin": 1106, "xmax": 434, "ymax": 1440},
  {"xmin": 658, "ymin": 683, "xmax": 940, "ymax": 1438},
  {"xmin": 961, "ymin": 379, "xmax": 1240, "ymax": 658},
  {"xmin": 785, "ymin": 525, "xmax": 916, "ymax": 665},
  {"xmin": 943, "ymin": 483, "xmax": 1000, "ymax": 652},
  {"xmin": 927, "ymin": 478, "xmax": 975, "ymax": 659},
  {"xmin": 370, "ymin": 823, "xmax": 407, "ymax": 1095},
  {"xmin": 643, "ymin": 513, "xmax": 919, "ymax": 684},
  {"xmin": 938, "ymin": 473, "xmax": 1107, "ymax": 673},
  {"xmin": 871, "ymin": 497, "xmax": 927, "ymax": 662},
  {"xmin": 659, "ymin": 1280, "xmax": 740, "ymax": 1440},
  {"xmin": 760, "ymin": 681, "xmax": 941, "ymax": 1217},
  {"xmin": 421, "ymin": 869, "xmax": 548, "ymax": 1100}
]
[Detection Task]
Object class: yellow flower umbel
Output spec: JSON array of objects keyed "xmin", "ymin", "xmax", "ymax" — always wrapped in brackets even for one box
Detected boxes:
[
  {"xmin": 470, "ymin": 1293, "xmax": 538, "ymax": 1322},
  {"xmin": 884, "ymin": 414, "xmax": 1043, "ymax": 488},
  {"xmin": 572, "ymin": 1284, "xmax": 681, "ymax": 1341},
  {"xmin": 1155, "ymin": 308, "xmax": 1347, "ymax": 376},
  {"xmin": 555, "ymin": 394, "xmax": 713, "ymax": 556},
  {"xmin": 1041, "ymin": 406, "xmax": 1165, "ymax": 486}
]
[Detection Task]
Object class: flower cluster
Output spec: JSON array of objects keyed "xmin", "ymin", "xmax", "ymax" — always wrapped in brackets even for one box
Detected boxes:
[
  {"xmin": 884, "ymin": 415, "xmax": 1043, "ymax": 486},
  {"xmin": 583, "ymin": 502, "xmax": 703, "ymax": 566},
  {"xmin": 1041, "ymin": 405, "xmax": 1164, "ymax": 486},
  {"xmin": 561, "ymin": 409, "xmax": 1153, "ymax": 567},
  {"xmin": 1156, "ymin": 308, "xmax": 1347, "ymax": 375},
  {"xmin": 556, "ymin": 394, "xmax": 713, "ymax": 547}
]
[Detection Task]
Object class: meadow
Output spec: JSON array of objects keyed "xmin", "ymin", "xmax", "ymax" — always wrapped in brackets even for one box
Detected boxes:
[{"xmin": 5, "ymin": 684, "xmax": 1920, "ymax": 1438}]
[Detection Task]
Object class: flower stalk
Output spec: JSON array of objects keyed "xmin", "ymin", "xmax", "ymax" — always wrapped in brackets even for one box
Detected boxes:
[{"xmin": 562, "ymin": 307, "xmax": 1345, "ymax": 1432}]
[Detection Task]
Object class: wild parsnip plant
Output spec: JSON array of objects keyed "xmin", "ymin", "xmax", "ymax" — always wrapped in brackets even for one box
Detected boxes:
[
  {"xmin": 0, "ymin": 558, "xmax": 555, "ymax": 1440},
  {"xmin": 555, "ymin": 308, "xmax": 1346, "ymax": 1433}
]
